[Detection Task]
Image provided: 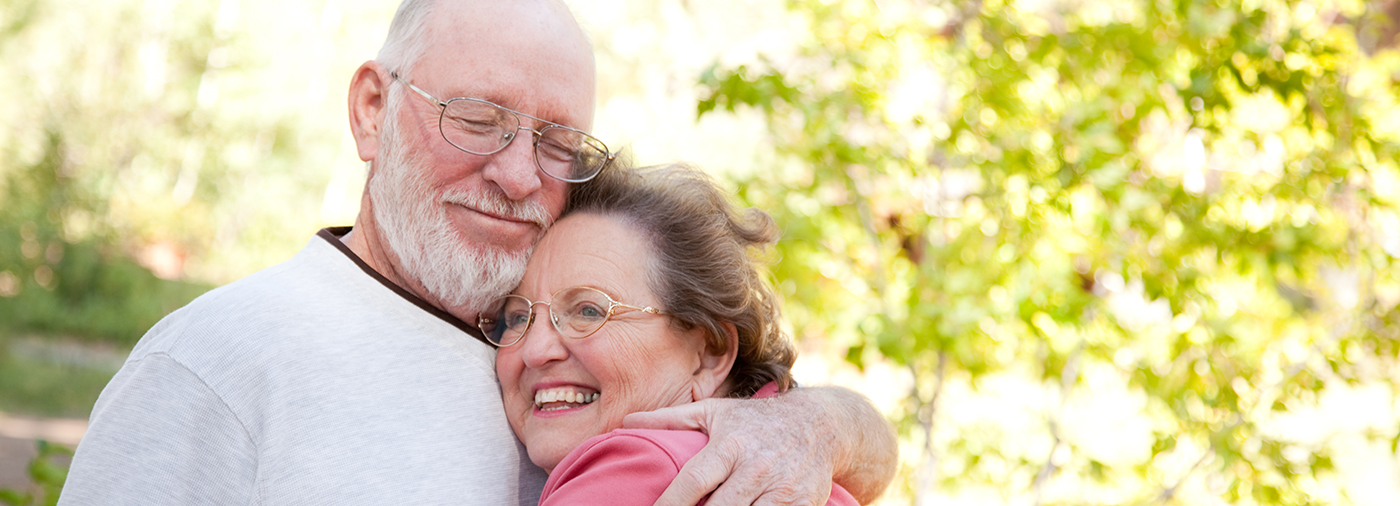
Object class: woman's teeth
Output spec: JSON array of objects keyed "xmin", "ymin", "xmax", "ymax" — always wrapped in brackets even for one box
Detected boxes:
[{"xmin": 534, "ymin": 389, "xmax": 600, "ymax": 411}]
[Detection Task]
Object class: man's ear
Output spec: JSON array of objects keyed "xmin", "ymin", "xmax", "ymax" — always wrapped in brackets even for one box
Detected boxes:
[
  {"xmin": 348, "ymin": 60, "xmax": 391, "ymax": 164},
  {"xmin": 691, "ymin": 322, "xmax": 739, "ymax": 401}
]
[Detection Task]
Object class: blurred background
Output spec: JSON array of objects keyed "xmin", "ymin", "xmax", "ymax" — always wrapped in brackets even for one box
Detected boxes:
[{"xmin": 3, "ymin": 0, "xmax": 1400, "ymax": 504}]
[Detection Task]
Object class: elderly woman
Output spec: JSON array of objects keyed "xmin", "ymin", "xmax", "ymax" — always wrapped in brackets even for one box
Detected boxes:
[{"xmin": 481, "ymin": 163, "xmax": 860, "ymax": 505}]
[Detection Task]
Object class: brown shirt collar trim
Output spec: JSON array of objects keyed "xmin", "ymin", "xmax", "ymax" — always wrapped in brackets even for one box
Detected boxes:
[{"xmin": 317, "ymin": 227, "xmax": 490, "ymax": 347}]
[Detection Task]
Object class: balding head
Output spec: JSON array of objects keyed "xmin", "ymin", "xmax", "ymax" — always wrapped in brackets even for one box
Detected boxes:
[{"xmin": 377, "ymin": 0, "xmax": 594, "ymax": 118}]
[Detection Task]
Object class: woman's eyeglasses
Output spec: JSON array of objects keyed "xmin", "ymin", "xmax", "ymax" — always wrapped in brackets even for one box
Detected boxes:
[{"xmin": 476, "ymin": 286, "xmax": 668, "ymax": 347}]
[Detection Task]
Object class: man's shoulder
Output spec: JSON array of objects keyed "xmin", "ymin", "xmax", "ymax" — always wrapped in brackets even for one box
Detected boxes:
[{"xmin": 129, "ymin": 235, "xmax": 363, "ymax": 356}]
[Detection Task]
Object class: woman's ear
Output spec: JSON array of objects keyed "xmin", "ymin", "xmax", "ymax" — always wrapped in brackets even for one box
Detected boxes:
[
  {"xmin": 691, "ymin": 322, "xmax": 739, "ymax": 401},
  {"xmin": 348, "ymin": 60, "xmax": 391, "ymax": 164}
]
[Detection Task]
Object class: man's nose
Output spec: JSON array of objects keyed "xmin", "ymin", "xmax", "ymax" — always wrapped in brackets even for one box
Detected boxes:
[{"xmin": 481, "ymin": 129, "xmax": 544, "ymax": 200}]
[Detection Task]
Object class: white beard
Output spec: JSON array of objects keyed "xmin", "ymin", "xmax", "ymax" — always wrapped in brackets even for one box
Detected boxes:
[{"xmin": 368, "ymin": 101, "xmax": 552, "ymax": 315}]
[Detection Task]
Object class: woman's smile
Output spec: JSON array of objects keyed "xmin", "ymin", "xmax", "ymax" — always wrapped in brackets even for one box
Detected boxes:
[{"xmin": 532, "ymin": 385, "xmax": 600, "ymax": 413}]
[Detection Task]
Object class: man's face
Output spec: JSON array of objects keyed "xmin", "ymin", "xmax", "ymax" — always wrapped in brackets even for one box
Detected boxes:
[{"xmin": 368, "ymin": 0, "xmax": 597, "ymax": 313}]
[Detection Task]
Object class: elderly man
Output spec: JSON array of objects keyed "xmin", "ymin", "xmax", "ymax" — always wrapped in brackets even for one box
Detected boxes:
[{"xmin": 59, "ymin": 1, "xmax": 896, "ymax": 504}]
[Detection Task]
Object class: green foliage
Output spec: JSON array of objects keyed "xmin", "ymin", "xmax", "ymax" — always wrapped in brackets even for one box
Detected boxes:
[
  {"xmin": 0, "ymin": 441, "xmax": 72, "ymax": 506},
  {"xmin": 700, "ymin": 0, "xmax": 1400, "ymax": 502},
  {"xmin": 0, "ymin": 0, "xmax": 339, "ymax": 345},
  {"xmin": 0, "ymin": 129, "xmax": 211, "ymax": 345}
]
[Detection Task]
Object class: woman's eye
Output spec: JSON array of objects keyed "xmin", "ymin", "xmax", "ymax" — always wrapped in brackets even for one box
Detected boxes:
[
  {"xmin": 506, "ymin": 310, "xmax": 532, "ymax": 327},
  {"xmin": 576, "ymin": 304, "xmax": 605, "ymax": 320}
]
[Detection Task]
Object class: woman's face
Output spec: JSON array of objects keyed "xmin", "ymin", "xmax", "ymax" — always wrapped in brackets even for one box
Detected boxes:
[{"xmin": 495, "ymin": 212, "xmax": 731, "ymax": 473}]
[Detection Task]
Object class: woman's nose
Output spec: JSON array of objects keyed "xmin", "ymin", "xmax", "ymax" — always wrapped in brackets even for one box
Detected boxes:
[{"xmin": 519, "ymin": 311, "xmax": 569, "ymax": 368}]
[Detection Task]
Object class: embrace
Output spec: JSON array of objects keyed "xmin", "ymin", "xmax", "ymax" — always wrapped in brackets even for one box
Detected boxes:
[{"xmin": 59, "ymin": 1, "xmax": 898, "ymax": 505}]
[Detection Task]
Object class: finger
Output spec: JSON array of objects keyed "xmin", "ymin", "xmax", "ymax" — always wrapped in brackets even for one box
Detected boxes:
[
  {"xmin": 700, "ymin": 456, "xmax": 819, "ymax": 506},
  {"xmin": 699, "ymin": 471, "xmax": 767, "ymax": 506},
  {"xmin": 748, "ymin": 488, "xmax": 827, "ymax": 506},
  {"xmin": 654, "ymin": 441, "xmax": 740, "ymax": 506},
  {"xmin": 621, "ymin": 401, "xmax": 712, "ymax": 432},
  {"xmin": 743, "ymin": 476, "xmax": 828, "ymax": 506}
]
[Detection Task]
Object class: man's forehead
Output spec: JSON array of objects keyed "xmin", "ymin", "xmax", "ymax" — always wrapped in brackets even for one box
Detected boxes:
[
  {"xmin": 425, "ymin": 0, "xmax": 590, "ymax": 61},
  {"xmin": 419, "ymin": 0, "xmax": 595, "ymax": 127}
]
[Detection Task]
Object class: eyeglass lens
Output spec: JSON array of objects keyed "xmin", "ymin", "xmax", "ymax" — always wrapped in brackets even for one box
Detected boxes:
[
  {"xmin": 477, "ymin": 287, "xmax": 615, "ymax": 346},
  {"xmin": 439, "ymin": 99, "xmax": 609, "ymax": 182}
]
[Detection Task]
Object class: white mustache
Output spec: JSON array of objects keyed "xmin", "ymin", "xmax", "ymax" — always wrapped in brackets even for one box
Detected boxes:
[{"xmin": 441, "ymin": 190, "xmax": 553, "ymax": 230}]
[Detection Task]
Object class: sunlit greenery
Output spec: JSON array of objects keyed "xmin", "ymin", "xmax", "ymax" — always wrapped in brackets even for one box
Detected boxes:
[
  {"xmin": 3, "ymin": 0, "xmax": 1400, "ymax": 504},
  {"xmin": 0, "ymin": 0, "xmax": 391, "ymax": 343},
  {"xmin": 697, "ymin": 0, "xmax": 1400, "ymax": 503}
]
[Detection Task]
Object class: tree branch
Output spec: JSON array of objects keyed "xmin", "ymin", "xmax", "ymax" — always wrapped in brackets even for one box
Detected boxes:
[
  {"xmin": 1032, "ymin": 343, "xmax": 1083, "ymax": 505},
  {"xmin": 913, "ymin": 351, "xmax": 948, "ymax": 503}
]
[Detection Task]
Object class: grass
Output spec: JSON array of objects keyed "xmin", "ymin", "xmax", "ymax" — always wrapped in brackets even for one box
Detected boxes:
[{"xmin": 0, "ymin": 337, "xmax": 121, "ymax": 418}]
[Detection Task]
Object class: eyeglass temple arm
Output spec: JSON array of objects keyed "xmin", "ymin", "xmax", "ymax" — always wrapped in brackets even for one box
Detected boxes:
[
  {"xmin": 390, "ymin": 71, "xmax": 447, "ymax": 108},
  {"xmin": 615, "ymin": 302, "xmax": 665, "ymax": 315}
]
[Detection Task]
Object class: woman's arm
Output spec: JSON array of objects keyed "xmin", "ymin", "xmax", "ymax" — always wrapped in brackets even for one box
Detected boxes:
[{"xmin": 622, "ymin": 386, "xmax": 898, "ymax": 506}]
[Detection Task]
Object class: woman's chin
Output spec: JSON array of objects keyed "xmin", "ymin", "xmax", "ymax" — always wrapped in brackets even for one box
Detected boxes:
[{"xmin": 529, "ymin": 448, "xmax": 564, "ymax": 474}]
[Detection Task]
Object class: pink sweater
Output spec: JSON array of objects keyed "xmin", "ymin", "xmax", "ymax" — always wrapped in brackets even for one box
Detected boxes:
[{"xmin": 538, "ymin": 384, "xmax": 860, "ymax": 505}]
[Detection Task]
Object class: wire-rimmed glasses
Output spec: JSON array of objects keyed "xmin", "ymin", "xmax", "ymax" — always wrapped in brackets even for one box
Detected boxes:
[
  {"xmin": 476, "ymin": 286, "xmax": 668, "ymax": 347},
  {"xmin": 390, "ymin": 71, "xmax": 615, "ymax": 183}
]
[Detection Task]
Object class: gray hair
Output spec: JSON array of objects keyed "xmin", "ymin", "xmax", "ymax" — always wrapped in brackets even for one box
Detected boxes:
[
  {"xmin": 376, "ymin": 0, "xmax": 436, "ymax": 77},
  {"xmin": 565, "ymin": 160, "xmax": 796, "ymax": 398}
]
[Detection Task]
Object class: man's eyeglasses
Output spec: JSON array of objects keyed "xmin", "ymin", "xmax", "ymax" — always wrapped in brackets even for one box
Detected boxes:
[
  {"xmin": 390, "ymin": 71, "xmax": 614, "ymax": 183},
  {"xmin": 477, "ymin": 286, "xmax": 668, "ymax": 347}
]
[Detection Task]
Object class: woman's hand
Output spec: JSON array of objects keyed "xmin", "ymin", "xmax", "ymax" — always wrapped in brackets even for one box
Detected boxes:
[{"xmin": 621, "ymin": 386, "xmax": 897, "ymax": 505}]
